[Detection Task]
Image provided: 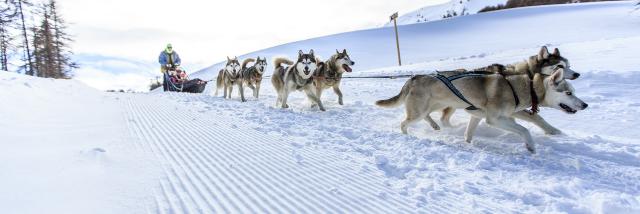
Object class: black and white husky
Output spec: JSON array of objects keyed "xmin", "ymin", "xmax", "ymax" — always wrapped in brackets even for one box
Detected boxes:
[
  {"xmin": 215, "ymin": 56, "xmax": 246, "ymax": 102},
  {"xmin": 271, "ymin": 50, "xmax": 325, "ymax": 111},
  {"xmin": 240, "ymin": 57, "xmax": 267, "ymax": 99}
]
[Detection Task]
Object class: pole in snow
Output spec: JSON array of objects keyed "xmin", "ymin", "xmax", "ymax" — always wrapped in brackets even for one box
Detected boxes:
[{"xmin": 390, "ymin": 12, "xmax": 402, "ymax": 66}]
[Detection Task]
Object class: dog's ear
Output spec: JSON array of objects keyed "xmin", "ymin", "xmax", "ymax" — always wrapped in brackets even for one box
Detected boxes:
[
  {"xmin": 552, "ymin": 48, "xmax": 560, "ymax": 56},
  {"xmin": 227, "ymin": 56, "xmax": 230, "ymax": 61},
  {"xmin": 550, "ymin": 68, "xmax": 564, "ymax": 86},
  {"xmin": 342, "ymin": 49, "xmax": 347, "ymax": 54},
  {"xmin": 298, "ymin": 50, "xmax": 304, "ymax": 57},
  {"xmin": 336, "ymin": 49, "xmax": 340, "ymax": 54},
  {"xmin": 538, "ymin": 46, "xmax": 550, "ymax": 61},
  {"xmin": 317, "ymin": 61, "xmax": 325, "ymax": 70},
  {"xmin": 309, "ymin": 49, "xmax": 315, "ymax": 56}
]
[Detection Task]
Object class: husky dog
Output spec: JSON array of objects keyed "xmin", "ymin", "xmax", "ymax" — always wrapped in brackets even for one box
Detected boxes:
[
  {"xmin": 215, "ymin": 56, "xmax": 246, "ymax": 102},
  {"xmin": 313, "ymin": 49, "xmax": 355, "ymax": 105},
  {"xmin": 376, "ymin": 67, "xmax": 588, "ymax": 153},
  {"xmin": 240, "ymin": 57, "xmax": 267, "ymax": 99},
  {"xmin": 271, "ymin": 50, "xmax": 325, "ymax": 111},
  {"xmin": 439, "ymin": 46, "xmax": 580, "ymax": 128}
]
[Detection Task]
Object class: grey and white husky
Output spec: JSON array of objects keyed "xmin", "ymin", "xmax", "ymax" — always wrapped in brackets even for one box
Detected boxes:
[
  {"xmin": 271, "ymin": 50, "xmax": 325, "ymax": 111},
  {"xmin": 376, "ymin": 67, "xmax": 588, "ymax": 153},
  {"xmin": 313, "ymin": 49, "xmax": 355, "ymax": 105},
  {"xmin": 215, "ymin": 56, "xmax": 246, "ymax": 102},
  {"xmin": 439, "ymin": 46, "xmax": 580, "ymax": 127},
  {"xmin": 240, "ymin": 57, "xmax": 267, "ymax": 99}
]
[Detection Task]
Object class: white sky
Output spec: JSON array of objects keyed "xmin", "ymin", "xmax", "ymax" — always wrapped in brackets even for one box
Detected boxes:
[{"xmin": 57, "ymin": 0, "xmax": 447, "ymax": 69}]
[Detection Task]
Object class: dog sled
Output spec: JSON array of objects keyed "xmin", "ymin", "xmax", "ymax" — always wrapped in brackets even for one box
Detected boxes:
[{"xmin": 163, "ymin": 67, "xmax": 208, "ymax": 93}]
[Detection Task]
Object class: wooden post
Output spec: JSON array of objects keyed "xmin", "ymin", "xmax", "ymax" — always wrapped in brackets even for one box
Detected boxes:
[{"xmin": 390, "ymin": 12, "xmax": 402, "ymax": 66}]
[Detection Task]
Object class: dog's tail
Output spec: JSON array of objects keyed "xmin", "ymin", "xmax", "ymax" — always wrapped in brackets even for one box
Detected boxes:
[
  {"xmin": 273, "ymin": 57, "xmax": 294, "ymax": 71},
  {"xmin": 242, "ymin": 58, "xmax": 255, "ymax": 70},
  {"xmin": 214, "ymin": 69, "xmax": 223, "ymax": 96},
  {"xmin": 375, "ymin": 78, "xmax": 412, "ymax": 108}
]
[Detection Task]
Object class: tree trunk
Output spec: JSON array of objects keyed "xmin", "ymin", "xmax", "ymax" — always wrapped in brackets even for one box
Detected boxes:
[{"xmin": 17, "ymin": 0, "xmax": 34, "ymax": 76}]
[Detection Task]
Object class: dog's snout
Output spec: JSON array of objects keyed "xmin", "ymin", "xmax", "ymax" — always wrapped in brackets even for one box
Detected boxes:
[
  {"xmin": 582, "ymin": 103, "xmax": 588, "ymax": 109},
  {"xmin": 574, "ymin": 73, "xmax": 580, "ymax": 79},
  {"xmin": 351, "ymin": 61, "xmax": 355, "ymax": 66},
  {"xmin": 304, "ymin": 66, "xmax": 309, "ymax": 71}
]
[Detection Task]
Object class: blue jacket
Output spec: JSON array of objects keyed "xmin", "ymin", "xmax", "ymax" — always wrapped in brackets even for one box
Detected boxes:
[{"xmin": 159, "ymin": 51, "xmax": 181, "ymax": 65}]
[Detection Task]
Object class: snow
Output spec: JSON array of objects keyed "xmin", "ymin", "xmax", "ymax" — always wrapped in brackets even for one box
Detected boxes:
[
  {"xmin": 0, "ymin": 72, "xmax": 162, "ymax": 213},
  {"xmin": 2, "ymin": 1, "xmax": 640, "ymax": 213},
  {"xmin": 382, "ymin": 0, "xmax": 508, "ymax": 27},
  {"xmin": 192, "ymin": 1, "xmax": 640, "ymax": 77}
]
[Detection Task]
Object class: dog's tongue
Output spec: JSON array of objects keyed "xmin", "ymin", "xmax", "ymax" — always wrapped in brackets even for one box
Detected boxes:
[{"xmin": 343, "ymin": 64, "xmax": 353, "ymax": 72}]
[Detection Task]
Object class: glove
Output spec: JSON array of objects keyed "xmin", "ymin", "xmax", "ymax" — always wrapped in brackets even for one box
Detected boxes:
[{"xmin": 165, "ymin": 64, "xmax": 173, "ymax": 68}]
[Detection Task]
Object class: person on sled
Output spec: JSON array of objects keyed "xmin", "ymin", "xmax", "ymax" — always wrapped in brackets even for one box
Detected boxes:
[
  {"xmin": 158, "ymin": 43, "xmax": 207, "ymax": 93},
  {"xmin": 159, "ymin": 44, "xmax": 182, "ymax": 91}
]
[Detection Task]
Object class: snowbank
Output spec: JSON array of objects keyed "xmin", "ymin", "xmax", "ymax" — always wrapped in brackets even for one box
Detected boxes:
[{"xmin": 0, "ymin": 72, "xmax": 160, "ymax": 213}]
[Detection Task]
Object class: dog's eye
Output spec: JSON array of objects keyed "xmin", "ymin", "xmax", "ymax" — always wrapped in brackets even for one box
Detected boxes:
[{"xmin": 565, "ymin": 92, "xmax": 572, "ymax": 96}]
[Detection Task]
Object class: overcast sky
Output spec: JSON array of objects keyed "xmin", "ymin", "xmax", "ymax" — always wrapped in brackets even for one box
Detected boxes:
[{"xmin": 57, "ymin": 0, "xmax": 447, "ymax": 69}]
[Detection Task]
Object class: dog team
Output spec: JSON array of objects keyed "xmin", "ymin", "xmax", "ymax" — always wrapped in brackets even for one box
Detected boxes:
[{"xmin": 213, "ymin": 46, "xmax": 588, "ymax": 153}]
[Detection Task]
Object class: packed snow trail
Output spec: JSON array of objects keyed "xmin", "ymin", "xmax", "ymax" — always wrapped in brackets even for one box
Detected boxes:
[{"xmin": 121, "ymin": 93, "xmax": 416, "ymax": 213}]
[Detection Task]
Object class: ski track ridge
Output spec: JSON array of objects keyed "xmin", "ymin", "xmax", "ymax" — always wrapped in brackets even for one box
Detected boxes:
[{"xmin": 122, "ymin": 94, "xmax": 417, "ymax": 213}]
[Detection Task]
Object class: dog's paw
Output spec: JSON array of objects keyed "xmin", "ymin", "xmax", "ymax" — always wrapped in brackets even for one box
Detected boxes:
[{"xmin": 526, "ymin": 145, "xmax": 536, "ymax": 154}]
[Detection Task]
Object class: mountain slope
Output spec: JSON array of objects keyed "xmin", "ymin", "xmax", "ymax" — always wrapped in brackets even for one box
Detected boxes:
[
  {"xmin": 192, "ymin": 1, "xmax": 639, "ymax": 80},
  {"xmin": 383, "ymin": 0, "xmax": 508, "ymax": 26}
]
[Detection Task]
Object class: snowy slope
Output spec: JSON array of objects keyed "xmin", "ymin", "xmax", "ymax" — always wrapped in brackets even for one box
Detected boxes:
[
  {"xmin": 0, "ymin": 72, "xmax": 162, "ymax": 213},
  {"xmin": 3, "ymin": 1, "xmax": 640, "ymax": 213},
  {"xmin": 383, "ymin": 0, "xmax": 508, "ymax": 26},
  {"xmin": 192, "ymin": 1, "xmax": 639, "ymax": 80}
]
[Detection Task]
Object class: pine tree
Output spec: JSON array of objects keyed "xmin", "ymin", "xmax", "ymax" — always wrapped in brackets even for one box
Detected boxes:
[
  {"xmin": 16, "ymin": 0, "xmax": 34, "ymax": 75},
  {"xmin": 32, "ymin": 3, "xmax": 56, "ymax": 78},
  {"xmin": 1, "ymin": 0, "xmax": 19, "ymax": 71},
  {"xmin": 48, "ymin": 0, "xmax": 76, "ymax": 78},
  {"xmin": 31, "ymin": 0, "xmax": 75, "ymax": 79}
]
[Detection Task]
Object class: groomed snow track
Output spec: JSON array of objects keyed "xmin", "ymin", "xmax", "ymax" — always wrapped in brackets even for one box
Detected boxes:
[{"xmin": 122, "ymin": 93, "xmax": 416, "ymax": 213}]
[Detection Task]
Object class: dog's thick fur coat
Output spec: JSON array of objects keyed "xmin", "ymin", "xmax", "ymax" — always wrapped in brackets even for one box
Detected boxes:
[
  {"xmin": 271, "ymin": 50, "xmax": 325, "ymax": 111},
  {"xmin": 439, "ymin": 46, "xmax": 580, "ymax": 128},
  {"xmin": 215, "ymin": 56, "xmax": 246, "ymax": 102},
  {"xmin": 240, "ymin": 57, "xmax": 267, "ymax": 99},
  {"xmin": 376, "ymin": 67, "xmax": 588, "ymax": 153},
  {"xmin": 313, "ymin": 49, "xmax": 355, "ymax": 105}
]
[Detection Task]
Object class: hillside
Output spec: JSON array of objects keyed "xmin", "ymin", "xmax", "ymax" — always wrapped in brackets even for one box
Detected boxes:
[
  {"xmin": 383, "ymin": 0, "xmax": 508, "ymax": 27},
  {"xmin": 192, "ymin": 1, "xmax": 639, "ymax": 79}
]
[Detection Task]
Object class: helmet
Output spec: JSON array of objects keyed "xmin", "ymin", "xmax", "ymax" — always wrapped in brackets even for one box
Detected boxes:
[{"xmin": 165, "ymin": 43, "xmax": 173, "ymax": 53}]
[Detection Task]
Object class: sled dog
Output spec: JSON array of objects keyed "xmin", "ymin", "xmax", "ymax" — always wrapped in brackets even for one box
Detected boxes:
[
  {"xmin": 240, "ymin": 57, "xmax": 267, "ymax": 99},
  {"xmin": 215, "ymin": 56, "xmax": 246, "ymax": 101},
  {"xmin": 376, "ymin": 67, "xmax": 588, "ymax": 153},
  {"xmin": 439, "ymin": 46, "xmax": 581, "ymax": 127},
  {"xmin": 313, "ymin": 49, "xmax": 355, "ymax": 105},
  {"xmin": 271, "ymin": 50, "xmax": 325, "ymax": 111}
]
